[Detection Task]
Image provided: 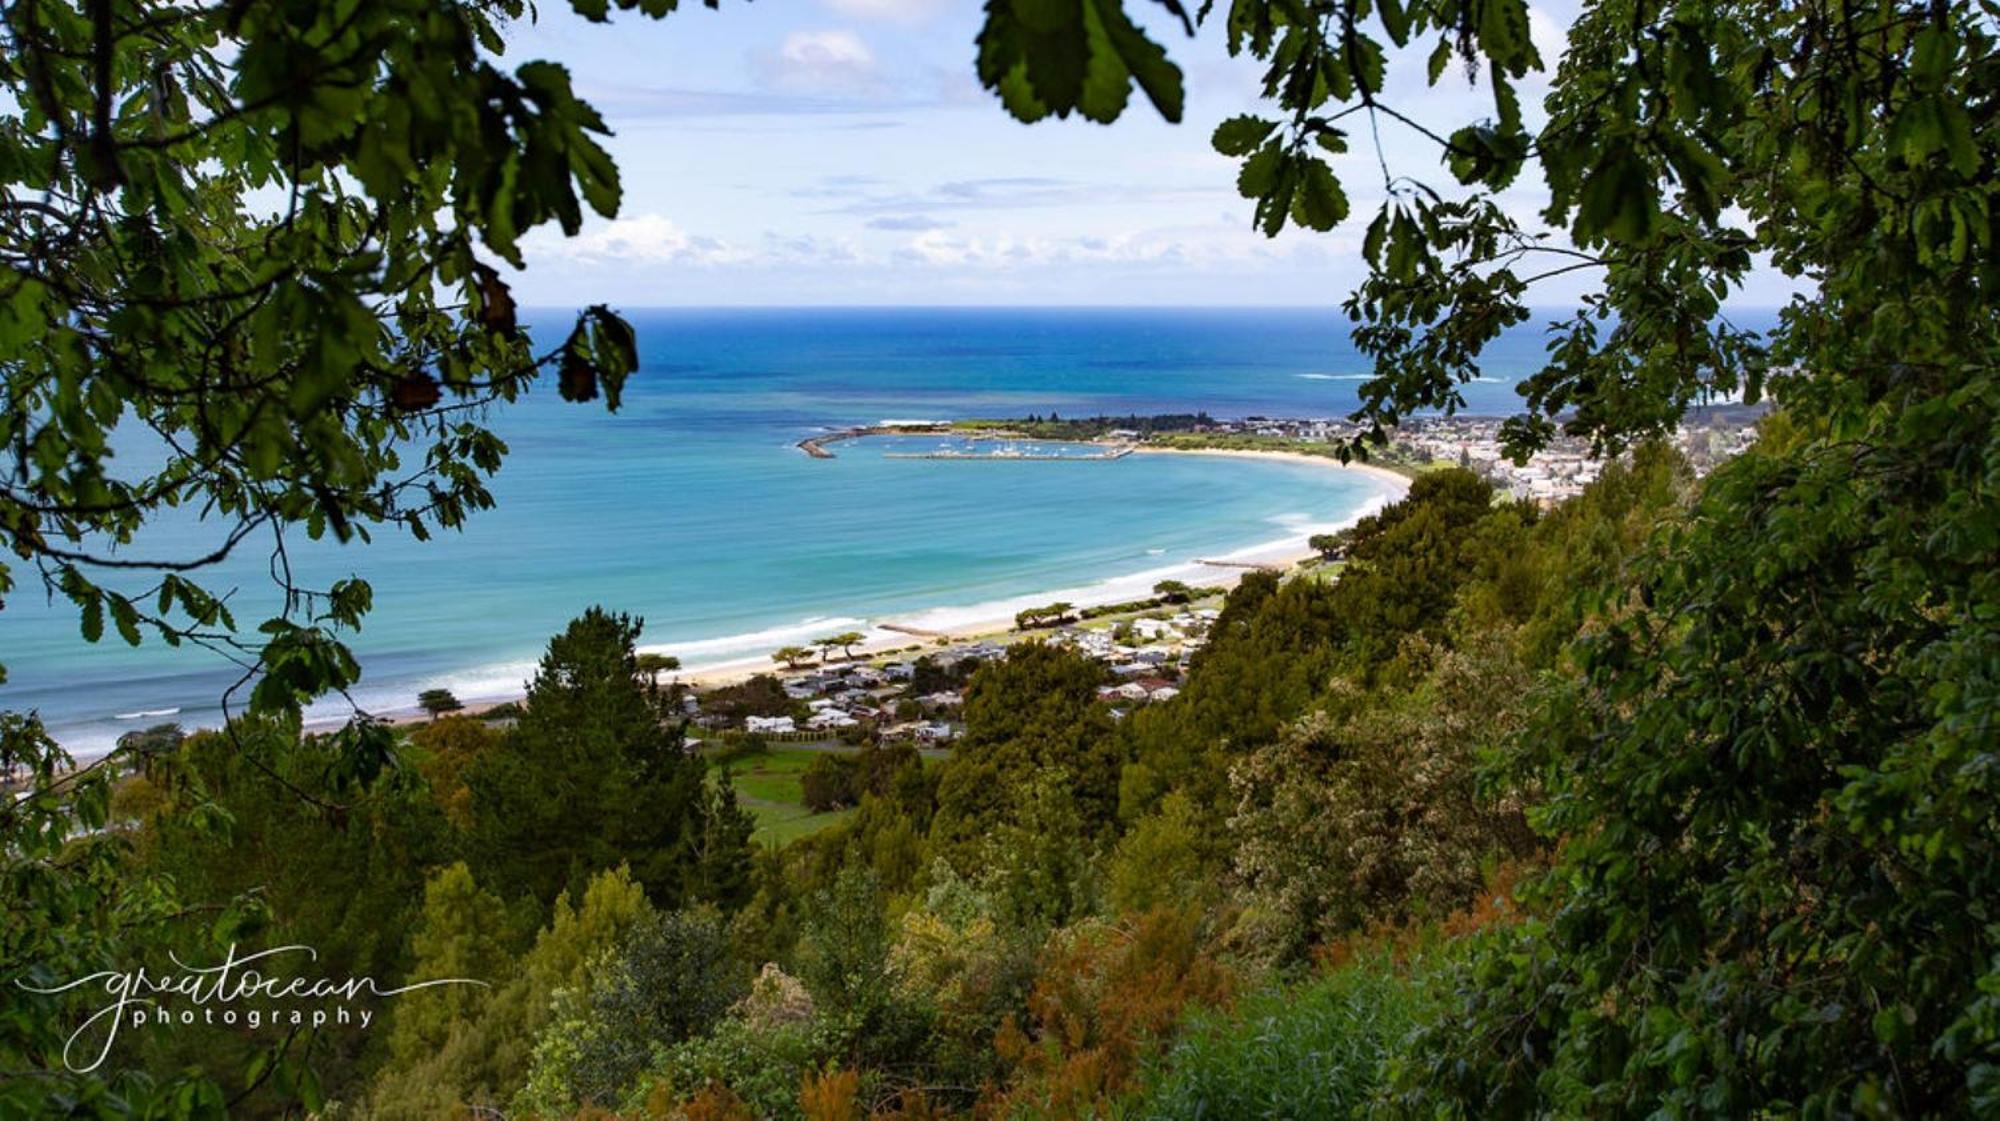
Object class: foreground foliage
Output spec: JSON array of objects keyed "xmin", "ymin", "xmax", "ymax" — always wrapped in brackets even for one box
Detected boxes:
[
  {"xmin": 1125, "ymin": 953, "xmax": 1438, "ymax": 1121},
  {"xmin": 9, "ymin": 0, "xmax": 2000, "ymax": 1116}
]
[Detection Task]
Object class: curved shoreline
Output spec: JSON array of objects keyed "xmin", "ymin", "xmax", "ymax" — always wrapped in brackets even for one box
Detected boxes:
[
  {"xmin": 304, "ymin": 447, "xmax": 1407, "ymax": 728},
  {"xmin": 640, "ymin": 447, "xmax": 1407, "ymax": 690},
  {"xmin": 1129, "ymin": 445, "xmax": 1412, "ymax": 491}
]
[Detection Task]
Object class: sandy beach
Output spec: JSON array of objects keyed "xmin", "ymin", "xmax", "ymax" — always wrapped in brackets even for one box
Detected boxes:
[{"xmin": 1130, "ymin": 445, "xmax": 1412, "ymax": 490}]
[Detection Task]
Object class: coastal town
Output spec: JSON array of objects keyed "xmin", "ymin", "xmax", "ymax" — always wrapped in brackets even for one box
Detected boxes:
[
  {"xmin": 804, "ymin": 405, "xmax": 1766, "ymax": 508},
  {"xmin": 671, "ymin": 404, "xmax": 1770, "ymax": 747},
  {"xmin": 677, "ymin": 601, "xmax": 1219, "ymax": 751}
]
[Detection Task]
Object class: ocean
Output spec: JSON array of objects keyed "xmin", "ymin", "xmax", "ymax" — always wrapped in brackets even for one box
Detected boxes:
[{"xmin": 0, "ymin": 307, "xmax": 1768, "ymax": 755}]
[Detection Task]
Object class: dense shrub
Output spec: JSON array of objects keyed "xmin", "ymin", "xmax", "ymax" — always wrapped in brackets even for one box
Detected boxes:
[
  {"xmin": 1125, "ymin": 955, "xmax": 1436, "ymax": 1120},
  {"xmin": 703, "ymin": 675, "xmax": 805, "ymax": 722},
  {"xmin": 649, "ymin": 1015, "xmax": 822, "ymax": 1121},
  {"xmin": 800, "ymin": 753, "xmax": 860, "ymax": 812},
  {"xmin": 515, "ymin": 909, "xmax": 748, "ymax": 1114},
  {"xmin": 1227, "ymin": 638, "xmax": 1541, "ymax": 960}
]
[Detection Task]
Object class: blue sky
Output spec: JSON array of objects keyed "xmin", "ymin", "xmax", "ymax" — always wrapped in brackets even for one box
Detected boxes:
[{"xmin": 503, "ymin": 1, "xmax": 1797, "ymax": 308}]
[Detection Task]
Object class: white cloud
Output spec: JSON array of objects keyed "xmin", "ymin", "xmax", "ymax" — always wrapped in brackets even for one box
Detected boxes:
[
  {"xmin": 889, "ymin": 224, "xmax": 1353, "ymax": 269},
  {"xmin": 761, "ymin": 231, "xmax": 865, "ymax": 264},
  {"xmin": 819, "ymin": 0, "xmax": 942, "ymax": 22},
  {"xmin": 865, "ymin": 214, "xmax": 954, "ymax": 231},
  {"xmin": 527, "ymin": 214, "xmax": 749, "ymax": 266},
  {"xmin": 755, "ymin": 30, "xmax": 881, "ymax": 94},
  {"xmin": 523, "ymin": 210, "xmax": 1351, "ymax": 282}
]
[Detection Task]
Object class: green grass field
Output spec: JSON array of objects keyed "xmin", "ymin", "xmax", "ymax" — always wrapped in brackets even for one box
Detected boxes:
[
  {"xmin": 748, "ymin": 803, "xmax": 857, "ymax": 846},
  {"xmin": 710, "ymin": 746, "xmax": 857, "ymax": 847}
]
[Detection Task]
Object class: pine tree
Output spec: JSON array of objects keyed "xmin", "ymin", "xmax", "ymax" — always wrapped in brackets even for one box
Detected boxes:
[
  {"xmin": 688, "ymin": 773, "xmax": 757, "ymax": 910},
  {"xmin": 467, "ymin": 609, "xmax": 719, "ymax": 906}
]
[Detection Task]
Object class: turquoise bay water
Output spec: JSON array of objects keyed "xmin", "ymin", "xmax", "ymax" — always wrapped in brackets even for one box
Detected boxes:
[{"xmin": 2, "ymin": 308, "xmax": 1771, "ymax": 755}]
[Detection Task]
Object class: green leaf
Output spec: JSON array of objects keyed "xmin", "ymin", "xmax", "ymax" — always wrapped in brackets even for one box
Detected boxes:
[
  {"xmin": 1093, "ymin": 0, "xmax": 1185, "ymax": 123},
  {"xmin": 1938, "ymin": 100, "xmax": 1979, "ymax": 177},
  {"xmin": 1290, "ymin": 156, "xmax": 1348, "ymax": 231},
  {"xmin": 108, "ymin": 595, "xmax": 142, "ymax": 647},
  {"xmin": 1428, "ymin": 36, "xmax": 1453, "ymax": 84},
  {"xmin": 81, "ymin": 594, "xmax": 104, "ymax": 644},
  {"xmin": 1574, "ymin": 148, "xmax": 1658, "ymax": 243},
  {"xmin": 1378, "ymin": 0, "xmax": 1411, "ymax": 47},
  {"xmin": 1237, "ymin": 140, "xmax": 1282, "ymax": 198},
  {"xmin": 1363, "ymin": 209, "xmax": 1388, "ymax": 264},
  {"xmin": 1213, "ymin": 114, "xmax": 1277, "ymax": 157}
]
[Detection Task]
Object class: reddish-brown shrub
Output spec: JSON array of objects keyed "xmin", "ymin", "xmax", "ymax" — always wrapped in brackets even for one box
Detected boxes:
[
  {"xmin": 800, "ymin": 1067, "xmax": 863, "ymax": 1121},
  {"xmin": 983, "ymin": 906, "xmax": 1235, "ymax": 1117}
]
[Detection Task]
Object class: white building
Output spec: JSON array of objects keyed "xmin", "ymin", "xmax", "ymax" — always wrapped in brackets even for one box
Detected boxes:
[{"xmin": 1132, "ymin": 618, "xmax": 1179, "ymax": 641}]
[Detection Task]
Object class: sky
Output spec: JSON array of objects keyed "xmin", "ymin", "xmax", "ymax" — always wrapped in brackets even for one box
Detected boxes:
[{"xmin": 501, "ymin": 1, "xmax": 1798, "ymax": 308}]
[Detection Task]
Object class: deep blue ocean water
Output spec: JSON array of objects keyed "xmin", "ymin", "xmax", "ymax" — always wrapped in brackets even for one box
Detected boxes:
[{"xmin": 1, "ymin": 308, "xmax": 1773, "ymax": 755}]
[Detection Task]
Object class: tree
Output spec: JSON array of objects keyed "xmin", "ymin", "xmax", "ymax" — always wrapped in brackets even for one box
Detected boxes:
[
  {"xmin": 1228, "ymin": 640, "xmax": 1540, "ymax": 961},
  {"xmin": 977, "ymin": 768, "xmax": 1102, "ymax": 928},
  {"xmin": 465, "ymin": 609, "xmax": 725, "ymax": 908},
  {"xmin": 1116, "ymin": 570, "xmax": 1342, "ymax": 818},
  {"xmin": 636, "ymin": 653, "xmax": 682, "ymax": 689},
  {"xmin": 795, "ymin": 867, "xmax": 921, "ymax": 1067},
  {"xmin": 816, "ymin": 632, "xmax": 865, "ymax": 661},
  {"xmin": 0, "ymin": 0, "xmax": 673, "ymax": 742},
  {"xmin": 1013, "ymin": 602, "xmax": 1076, "ymax": 630},
  {"xmin": 801, "ymin": 754, "xmax": 861, "ymax": 813},
  {"xmin": 704, "ymin": 675, "xmax": 799, "ymax": 722},
  {"xmin": 418, "ymin": 688, "xmax": 465, "ymax": 720},
  {"xmin": 108, "ymin": 719, "xmax": 456, "ymax": 1106},
  {"xmin": 408, "ymin": 715, "xmax": 500, "ymax": 831},
  {"xmin": 0, "ymin": 715, "xmax": 225, "ymax": 1116},
  {"xmin": 1325, "ymin": 469, "xmax": 1507, "ymax": 668},
  {"xmin": 113, "ymin": 722, "xmax": 185, "ymax": 757},
  {"xmin": 1151, "ymin": 579, "xmax": 1194, "ymax": 603},
  {"xmin": 386, "ymin": 862, "xmax": 512, "ymax": 1068},
  {"xmin": 367, "ymin": 864, "xmax": 654, "ymax": 1119},
  {"xmin": 688, "ymin": 774, "xmax": 756, "ymax": 911},
  {"xmin": 1305, "ymin": 533, "xmax": 1347, "ymax": 562},
  {"xmin": 773, "ymin": 645, "xmax": 815, "ymax": 669},
  {"xmin": 1105, "ymin": 791, "xmax": 1214, "ymax": 916},
  {"xmin": 930, "ymin": 643, "xmax": 1120, "ymax": 864}
]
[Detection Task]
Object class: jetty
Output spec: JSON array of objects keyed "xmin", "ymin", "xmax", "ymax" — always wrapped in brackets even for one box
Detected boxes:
[
  {"xmin": 1194, "ymin": 558, "xmax": 1286, "ymax": 573},
  {"xmin": 878, "ymin": 622, "xmax": 947, "ymax": 638},
  {"xmin": 882, "ymin": 446, "xmax": 1132, "ymax": 461},
  {"xmin": 796, "ymin": 424, "xmax": 1137, "ymax": 462},
  {"xmin": 796, "ymin": 422, "xmax": 951, "ymax": 459}
]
